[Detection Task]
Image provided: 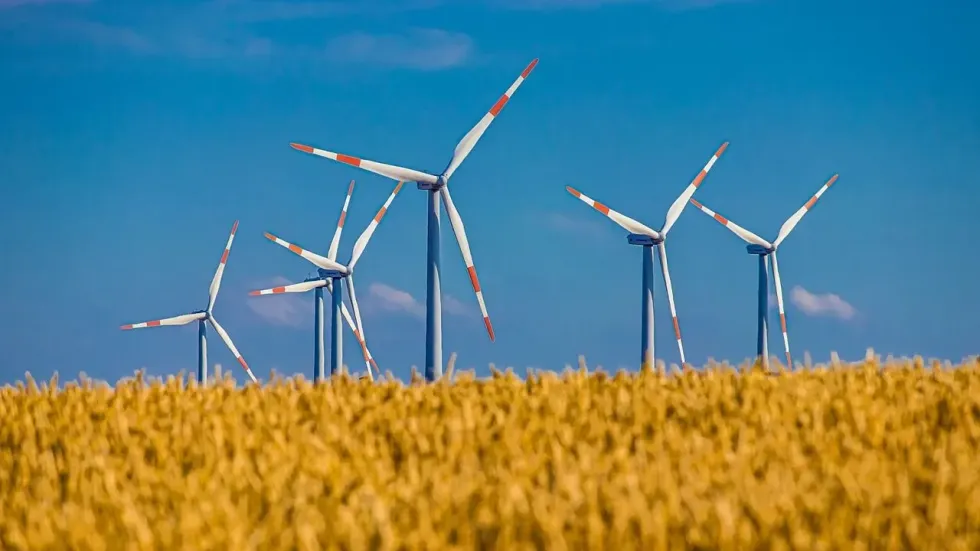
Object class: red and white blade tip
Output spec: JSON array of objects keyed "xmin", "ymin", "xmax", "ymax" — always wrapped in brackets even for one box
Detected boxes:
[
  {"xmin": 522, "ymin": 59, "xmax": 539, "ymax": 78},
  {"xmin": 249, "ymin": 286, "xmax": 285, "ymax": 296},
  {"xmin": 290, "ymin": 143, "xmax": 314, "ymax": 153}
]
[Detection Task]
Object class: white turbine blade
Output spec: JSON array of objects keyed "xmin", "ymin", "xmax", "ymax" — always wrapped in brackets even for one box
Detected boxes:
[
  {"xmin": 770, "ymin": 251, "xmax": 792, "ymax": 368},
  {"xmin": 263, "ymin": 232, "xmax": 349, "ymax": 273},
  {"xmin": 688, "ymin": 198, "xmax": 773, "ymax": 248},
  {"xmin": 442, "ymin": 59, "xmax": 539, "ymax": 181},
  {"xmin": 120, "ymin": 311, "xmax": 205, "ymax": 330},
  {"xmin": 207, "ymin": 220, "xmax": 239, "ymax": 312},
  {"xmin": 565, "ymin": 186, "xmax": 660, "ymax": 238},
  {"xmin": 327, "ymin": 279, "xmax": 379, "ymax": 376},
  {"xmin": 290, "ymin": 143, "xmax": 438, "ymax": 185},
  {"xmin": 249, "ymin": 280, "xmax": 326, "ymax": 296},
  {"xmin": 440, "ymin": 185, "xmax": 495, "ymax": 342},
  {"xmin": 328, "ymin": 180, "xmax": 355, "ymax": 261},
  {"xmin": 348, "ymin": 181, "xmax": 404, "ymax": 270},
  {"xmin": 660, "ymin": 142, "xmax": 729, "ymax": 236},
  {"xmin": 657, "ymin": 242, "xmax": 686, "ymax": 364},
  {"xmin": 772, "ymin": 174, "xmax": 839, "ymax": 249},
  {"xmin": 208, "ymin": 315, "xmax": 258, "ymax": 384},
  {"xmin": 343, "ymin": 275, "xmax": 374, "ymax": 380}
]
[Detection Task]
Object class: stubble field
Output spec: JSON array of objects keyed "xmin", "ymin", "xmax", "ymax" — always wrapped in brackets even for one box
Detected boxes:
[{"xmin": 2, "ymin": 355, "xmax": 979, "ymax": 550}]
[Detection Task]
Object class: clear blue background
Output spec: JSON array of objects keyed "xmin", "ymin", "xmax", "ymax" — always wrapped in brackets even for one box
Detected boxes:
[{"xmin": 1, "ymin": 0, "xmax": 977, "ymax": 384}]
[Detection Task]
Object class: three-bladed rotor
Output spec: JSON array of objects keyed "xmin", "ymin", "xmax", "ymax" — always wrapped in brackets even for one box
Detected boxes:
[
  {"xmin": 120, "ymin": 221, "xmax": 258, "ymax": 384},
  {"xmin": 289, "ymin": 58, "xmax": 540, "ymax": 343},
  {"xmin": 688, "ymin": 173, "xmax": 840, "ymax": 367},
  {"xmin": 256, "ymin": 181, "xmax": 404, "ymax": 379},
  {"xmin": 563, "ymin": 142, "xmax": 730, "ymax": 364}
]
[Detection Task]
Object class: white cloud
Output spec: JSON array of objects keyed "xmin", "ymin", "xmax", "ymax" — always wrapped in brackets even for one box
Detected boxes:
[
  {"xmin": 368, "ymin": 283, "xmax": 425, "ymax": 317},
  {"xmin": 0, "ymin": 0, "xmax": 91, "ymax": 8},
  {"xmin": 366, "ymin": 282, "xmax": 470, "ymax": 318},
  {"xmin": 325, "ymin": 28, "xmax": 474, "ymax": 71},
  {"xmin": 542, "ymin": 212, "xmax": 609, "ymax": 237},
  {"xmin": 790, "ymin": 285, "xmax": 856, "ymax": 320},
  {"xmin": 443, "ymin": 294, "xmax": 470, "ymax": 316},
  {"xmin": 246, "ymin": 276, "xmax": 309, "ymax": 327}
]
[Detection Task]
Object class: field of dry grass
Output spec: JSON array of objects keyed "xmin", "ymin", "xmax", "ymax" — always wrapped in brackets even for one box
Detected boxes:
[{"xmin": 2, "ymin": 355, "xmax": 979, "ymax": 550}]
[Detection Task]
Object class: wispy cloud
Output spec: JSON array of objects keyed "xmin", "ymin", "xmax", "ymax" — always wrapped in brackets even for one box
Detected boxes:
[
  {"xmin": 542, "ymin": 212, "xmax": 609, "ymax": 237},
  {"xmin": 365, "ymin": 282, "xmax": 470, "ymax": 318},
  {"xmin": 326, "ymin": 28, "xmax": 473, "ymax": 71},
  {"xmin": 3, "ymin": 0, "xmax": 749, "ymax": 66},
  {"xmin": 485, "ymin": 0, "xmax": 751, "ymax": 10},
  {"xmin": 1, "ymin": 1, "xmax": 471, "ymax": 69},
  {"xmin": 790, "ymin": 285, "xmax": 856, "ymax": 321},
  {"xmin": 246, "ymin": 276, "xmax": 309, "ymax": 328},
  {"xmin": 0, "ymin": 0, "xmax": 91, "ymax": 8}
]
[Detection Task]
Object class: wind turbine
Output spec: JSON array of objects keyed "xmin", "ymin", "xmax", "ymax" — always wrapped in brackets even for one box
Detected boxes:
[
  {"xmin": 120, "ymin": 221, "xmax": 258, "ymax": 384},
  {"xmin": 249, "ymin": 180, "xmax": 379, "ymax": 382},
  {"xmin": 289, "ymin": 58, "xmax": 538, "ymax": 381},
  {"xmin": 565, "ymin": 142, "xmax": 729, "ymax": 370},
  {"xmin": 688, "ymin": 173, "xmax": 840, "ymax": 369},
  {"xmin": 258, "ymin": 181, "xmax": 405, "ymax": 381}
]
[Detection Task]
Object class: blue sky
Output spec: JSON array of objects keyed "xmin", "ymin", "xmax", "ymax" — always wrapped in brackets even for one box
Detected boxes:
[{"xmin": 1, "ymin": 0, "xmax": 978, "ymax": 384}]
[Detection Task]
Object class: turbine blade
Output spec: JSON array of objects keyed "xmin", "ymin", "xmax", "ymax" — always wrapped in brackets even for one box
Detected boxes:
[
  {"xmin": 207, "ymin": 220, "xmax": 239, "ymax": 312},
  {"xmin": 770, "ymin": 251, "xmax": 792, "ymax": 368},
  {"xmin": 249, "ymin": 280, "xmax": 326, "ymax": 296},
  {"xmin": 565, "ymin": 186, "xmax": 660, "ymax": 238},
  {"xmin": 263, "ymin": 232, "xmax": 348, "ymax": 273},
  {"xmin": 772, "ymin": 174, "xmax": 839, "ymax": 249},
  {"xmin": 120, "ymin": 311, "xmax": 205, "ymax": 330},
  {"xmin": 328, "ymin": 180, "xmax": 355, "ymax": 261},
  {"xmin": 208, "ymin": 316, "xmax": 258, "ymax": 384},
  {"xmin": 660, "ymin": 142, "xmax": 729, "ymax": 236},
  {"xmin": 688, "ymin": 198, "xmax": 773, "ymax": 248},
  {"xmin": 657, "ymin": 242, "xmax": 686, "ymax": 364},
  {"xmin": 327, "ymin": 279, "xmax": 378, "ymax": 374},
  {"xmin": 440, "ymin": 186, "xmax": 495, "ymax": 342},
  {"xmin": 343, "ymin": 275, "xmax": 374, "ymax": 380},
  {"xmin": 442, "ymin": 58, "xmax": 539, "ymax": 181},
  {"xmin": 289, "ymin": 143, "xmax": 438, "ymax": 185},
  {"xmin": 348, "ymin": 181, "xmax": 404, "ymax": 269}
]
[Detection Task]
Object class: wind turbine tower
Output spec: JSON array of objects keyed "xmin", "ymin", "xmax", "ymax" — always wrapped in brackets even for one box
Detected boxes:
[
  {"xmin": 565, "ymin": 142, "xmax": 729, "ymax": 369},
  {"xmin": 121, "ymin": 221, "xmax": 258, "ymax": 384},
  {"xmin": 257, "ymin": 182, "xmax": 404, "ymax": 380},
  {"xmin": 249, "ymin": 180, "xmax": 379, "ymax": 382},
  {"xmin": 289, "ymin": 59, "xmax": 538, "ymax": 381},
  {"xmin": 688, "ymin": 174, "xmax": 840, "ymax": 369}
]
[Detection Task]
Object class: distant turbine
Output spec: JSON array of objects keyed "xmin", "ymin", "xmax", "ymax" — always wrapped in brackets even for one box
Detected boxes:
[
  {"xmin": 121, "ymin": 221, "xmax": 258, "ymax": 384},
  {"xmin": 249, "ymin": 180, "xmax": 378, "ymax": 382},
  {"xmin": 289, "ymin": 58, "xmax": 539, "ymax": 381},
  {"xmin": 565, "ymin": 142, "xmax": 729, "ymax": 369},
  {"xmin": 688, "ymin": 174, "xmax": 840, "ymax": 369},
  {"xmin": 258, "ymin": 181, "xmax": 404, "ymax": 381}
]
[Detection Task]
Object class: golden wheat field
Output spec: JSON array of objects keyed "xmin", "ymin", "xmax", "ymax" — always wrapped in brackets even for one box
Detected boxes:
[{"xmin": 1, "ymin": 354, "xmax": 979, "ymax": 550}]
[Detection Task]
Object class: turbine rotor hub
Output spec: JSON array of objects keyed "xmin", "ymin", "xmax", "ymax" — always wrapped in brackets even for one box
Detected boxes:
[
  {"xmin": 417, "ymin": 175, "xmax": 447, "ymax": 191},
  {"xmin": 627, "ymin": 233, "xmax": 663, "ymax": 246}
]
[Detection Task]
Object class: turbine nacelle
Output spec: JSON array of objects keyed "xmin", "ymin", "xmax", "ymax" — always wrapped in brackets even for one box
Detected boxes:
[
  {"xmin": 746, "ymin": 244, "xmax": 775, "ymax": 256},
  {"xmin": 627, "ymin": 233, "xmax": 664, "ymax": 246},
  {"xmin": 317, "ymin": 268, "xmax": 347, "ymax": 279},
  {"xmin": 417, "ymin": 176, "xmax": 447, "ymax": 191}
]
